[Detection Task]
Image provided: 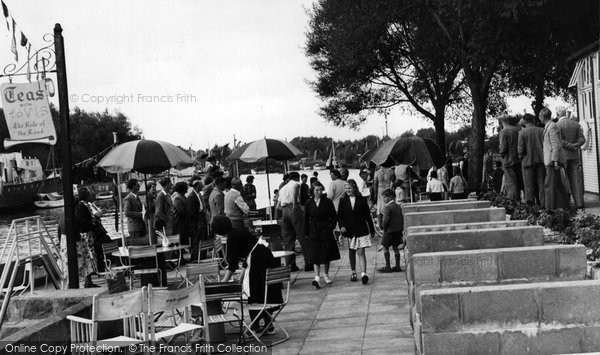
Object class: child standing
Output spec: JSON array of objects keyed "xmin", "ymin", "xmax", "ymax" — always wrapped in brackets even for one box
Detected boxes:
[{"xmin": 379, "ymin": 189, "xmax": 404, "ymax": 272}]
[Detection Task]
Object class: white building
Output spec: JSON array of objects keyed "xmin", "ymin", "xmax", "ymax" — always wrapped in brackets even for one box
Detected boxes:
[{"xmin": 568, "ymin": 40, "xmax": 600, "ymax": 196}]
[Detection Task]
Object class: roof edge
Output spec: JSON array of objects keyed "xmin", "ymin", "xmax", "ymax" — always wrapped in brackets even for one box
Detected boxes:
[{"xmin": 567, "ymin": 40, "xmax": 600, "ymax": 64}]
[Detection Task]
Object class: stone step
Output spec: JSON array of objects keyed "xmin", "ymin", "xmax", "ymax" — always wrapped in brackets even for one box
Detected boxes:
[
  {"xmin": 418, "ymin": 280, "xmax": 600, "ymax": 334},
  {"xmin": 6, "ymin": 288, "xmax": 103, "ymax": 322},
  {"xmin": 402, "ymin": 198, "xmax": 479, "ymax": 206},
  {"xmin": 406, "ymin": 226, "xmax": 544, "ymax": 257},
  {"xmin": 407, "ymin": 220, "xmax": 528, "ymax": 234},
  {"xmin": 404, "ymin": 208, "xmax": 506, "ymax": 230},
  {"xmin": 0, "ymin": 319, "xmax": 37, "ymax": 339},
  {"xmin": 411, "ymin": 244, "xmax": 586, "ymax": 286},
  {"xmin": 402, "ymin": 200, "xmax": 491, "ymax": 214},
  {"xmin": 407, "ymin": 244, "xmax": 586, "ymax": 310},
  {"xmin": 415, "ymin": 324, "xmax": 600, "ymax": 355}
]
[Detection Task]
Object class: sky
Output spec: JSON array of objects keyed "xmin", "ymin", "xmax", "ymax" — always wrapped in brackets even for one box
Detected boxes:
[{"xmin": 0, "ymin": 1, "xmax": 568, "ymax": 152}]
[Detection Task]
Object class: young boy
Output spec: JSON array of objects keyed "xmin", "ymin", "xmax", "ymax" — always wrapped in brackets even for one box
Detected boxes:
[
  {"xmin": 491, "ymin": 161, "xmax": 504, "ymax": 193},
  {"xmin": 379, "ymin": 189, "xmax": 404, "ymax": 272}
]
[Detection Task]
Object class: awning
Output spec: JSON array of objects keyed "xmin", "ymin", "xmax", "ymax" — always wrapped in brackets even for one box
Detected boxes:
[{"xmin": 568, "ymin": 59, "xmax": 584, "ymax": 88}]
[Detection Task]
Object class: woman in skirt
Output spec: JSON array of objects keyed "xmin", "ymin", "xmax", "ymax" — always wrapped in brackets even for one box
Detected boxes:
[
  {"xmin": 337, "ymin": 179, "xmax": 375, "ymax": 284},
  {"xmin": 304, "ymin": 182, "xmax": 340, "ymax": 288}
]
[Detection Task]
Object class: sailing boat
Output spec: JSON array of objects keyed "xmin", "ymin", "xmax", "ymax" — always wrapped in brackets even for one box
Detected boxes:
[
  {"xmin": 34, "ymin": 148, "xmax": 64, "ymax": 209},
  {"xmin": 325, "ymin": 140, "xmax": 338, "ymax": 169}
]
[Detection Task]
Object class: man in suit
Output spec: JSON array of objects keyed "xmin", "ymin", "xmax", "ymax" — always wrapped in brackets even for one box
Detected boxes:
[
  {"xmin": 186, "ymin": 179, "xmax": 208, "ymax": 262},
  {"xmin": 499, "ymin": 114, "xmax": 521, "ymax": 200},
  {"xmin": 539, "ymin": 108, "xmax": 568, "ymax": 210},
  {"xmin": 557, "ymin": 106, "xmax": 586, "ymax": 209},
  {"xmin": 154, "ymin": 177, "xmax": 174, "ymax": 235},
  {"xmin": 209, "ymin": 177, "xmax": 226, "ymax": 225},
  {"xmin": 123, "ymin": 179, "xmax": 146, "ymax": 238},
  {"xmin": 518, "ymin": 113, "xmax": 545, "ymax": 205}
]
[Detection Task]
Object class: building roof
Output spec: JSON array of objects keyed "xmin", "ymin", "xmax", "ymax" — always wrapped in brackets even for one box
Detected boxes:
[{"xmin": 567, "ymin": 40, "xmax": 600, "ymax": 64}]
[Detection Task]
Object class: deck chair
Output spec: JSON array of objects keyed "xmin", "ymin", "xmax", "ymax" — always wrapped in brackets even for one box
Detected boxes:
[
  {"xmin": 245, "ymin": 265, "xmax": 291, "ymax": 346},
  {"xmin": 101, "ymin": 241, "xmax": 131, "ymax": 277},
  {"xmin": 128, "ymin": 245, "xmax": 162, "ymax": 288},
  {"xmin": 66, "ymin": 287, "xmax": 149, "ymax": 349},
  {"xmin": 195, "ymin": 278, "xmax": 245, "ymax": 348},
  {"xmin": 148, "ymin": 283, "xmax": 204, "ymax": 345}
]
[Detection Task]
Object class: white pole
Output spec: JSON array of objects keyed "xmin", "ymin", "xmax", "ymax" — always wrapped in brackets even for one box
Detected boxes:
[{"xmin": 117, "ymin": 170, "xmax": 125, "ymax": 247}]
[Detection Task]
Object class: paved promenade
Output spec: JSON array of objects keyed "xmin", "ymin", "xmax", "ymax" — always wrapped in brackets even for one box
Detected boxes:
[{"xmin": 268, "ymin": 237, "xmax": 414, "ymax": 354}]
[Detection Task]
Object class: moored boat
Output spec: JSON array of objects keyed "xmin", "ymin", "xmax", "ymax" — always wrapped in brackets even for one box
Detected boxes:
[
  {"xmin": 0, "ymin": 152, "xmax": 45, "ymax": 209},
  {"xmin": 34, "ymin": 192, "xmax": 64, "ymax": 209}
]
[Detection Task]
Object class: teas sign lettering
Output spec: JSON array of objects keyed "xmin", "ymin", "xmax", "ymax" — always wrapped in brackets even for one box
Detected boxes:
[{"xmin": 1, "ymin": 81, "xmax": 56, "ymax": 145}]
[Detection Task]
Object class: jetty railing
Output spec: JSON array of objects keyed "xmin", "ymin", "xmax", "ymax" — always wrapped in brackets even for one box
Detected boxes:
[{"xmin": 0, "ymin": 216, "xmax": 64, "ymax": 331}]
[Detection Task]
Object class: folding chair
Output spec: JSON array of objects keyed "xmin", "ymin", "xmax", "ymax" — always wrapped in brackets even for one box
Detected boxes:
[
  {"xmin": 163, "ymin": 234, "xmax": 185, "ymax": 283},
  {"xmin": 185, "ymin": 260, "xmax": 221, "ymax": 285},
  {"xmin": 101, "ymin": 241, "xmax": 131, "ymax": 277},
  {"xmin": 245, "ymin": 265, "xmax": 291, "ymax": 346},
  {"xmin": 128, "ymin": 245, "xmax": 162, "ymax": 288},
  {"xmin": 66, "ymin": 287, "xmax": 149, "ymax": 349},
  {"xmin": 126, "ymin": 236, "xmax": 150, "ymax": 246},
  {"xmin": 198, "ymin": 239, "xmax": 215, "ymax": 262},
  {"xmin": 148, "ymin": 283, "xmax": 204, "ymax": 345},
  {"xmin": 213, "ymin": 237, "xmax": 228, "ymax": 270},
  {"xmin": 194, "ymin": 278, "xmax": 245, "ymax": 349}
]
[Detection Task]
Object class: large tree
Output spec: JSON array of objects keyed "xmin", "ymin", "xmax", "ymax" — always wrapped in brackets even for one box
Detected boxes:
[
  {"xmin": 306, "ymin": 0, "xmax": 465, "ymax": 152},
  {"xmin": 422, "ymin": 0, "xmax": 542, "ymax": 189},
  {"xmin": 504, "ymin": 0, "xmax": 599, "ymax": 115}
]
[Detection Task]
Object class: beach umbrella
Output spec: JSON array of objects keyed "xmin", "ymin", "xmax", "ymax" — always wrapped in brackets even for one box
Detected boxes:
[
  {"xmin": 96, "ymin": 139, "xmax": 194, "ymax": 245},
  {"xmin": 369, "ymin": 136, "xmax": 444, "ymax": 169},
  {"xmin": 227, "ymin": 138, "xmax": 304, "ymax": 219}
]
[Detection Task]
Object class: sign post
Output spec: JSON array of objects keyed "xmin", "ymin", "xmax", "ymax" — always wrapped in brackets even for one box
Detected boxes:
[{"xmin": 54, "ymin": 23, "xmax": 78, "ymax": 288}]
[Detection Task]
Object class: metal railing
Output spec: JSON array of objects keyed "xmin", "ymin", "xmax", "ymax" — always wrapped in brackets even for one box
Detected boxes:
[{"xmin": 0, "ymin": 216, "xmax": 64, "ymax": 331}]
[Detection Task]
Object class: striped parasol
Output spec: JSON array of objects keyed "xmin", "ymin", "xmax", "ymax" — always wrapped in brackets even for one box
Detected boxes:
[
  {"xmin": 97, "ymin": 139, "xmax": 193, "ymax": 174},
  {"xmin": 227, "ymin": 138, "xmax": 303, "ymax": 163}
]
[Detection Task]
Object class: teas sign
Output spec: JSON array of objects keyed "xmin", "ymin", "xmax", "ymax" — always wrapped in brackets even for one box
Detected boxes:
[{"xmin": 1, "ymin": 81, "xmax": 56, "ymax": 145}]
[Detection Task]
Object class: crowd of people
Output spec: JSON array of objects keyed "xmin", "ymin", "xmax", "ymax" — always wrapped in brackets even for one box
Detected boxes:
[{"xmin": 487, "ymin": 107, "xmax": 585, "ymax": 210}]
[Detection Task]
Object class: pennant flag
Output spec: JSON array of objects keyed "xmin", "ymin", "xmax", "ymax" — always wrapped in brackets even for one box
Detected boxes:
[
  {"xmin": 20, "ymin": 31, "xmax": 27, "ymax": 47},
  {"xmin": 1, "ymin": 1, "xmax": 8, "ymax": 30},
  {"xmin": 26, "ymin": 43, "xmax": 31, "ymax": 82},
  {"xmin": 11, "ymin": 18, "xmax": 17, "ymax": 61}
]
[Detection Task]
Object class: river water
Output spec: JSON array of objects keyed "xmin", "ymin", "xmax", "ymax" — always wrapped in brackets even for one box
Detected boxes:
[{"xmin": 0, "ymin": 169, "xmax": 363, "ymax": 243}]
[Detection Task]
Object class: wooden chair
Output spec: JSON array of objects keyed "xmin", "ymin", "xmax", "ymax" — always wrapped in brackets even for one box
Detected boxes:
[
  {"xmin": 127, "ymin": 245, "xmax": 162, "ymax": 288},
  {"xmin": 66, "ymin": 287, "xmax": 149, "ymax": 350},
  {"xmin": 245, "ymin": 265, "xmax": 291, "ymax": 346},
  {"xmin": 101, "ymin": 241, "xmax": 131, "ymax": 277},
  {"xmin": 148, "ymin": 283, "xmax": 204, "ymax": 345},
  {"xmin": 194, "ymin": 278, "xmax": 245, "ymax": 349}
]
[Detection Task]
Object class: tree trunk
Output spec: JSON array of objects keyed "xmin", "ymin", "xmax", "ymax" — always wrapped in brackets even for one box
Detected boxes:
[
  {"xmin": 433, "ymin": 111, "xmax": 446, "ymax": 156},
  {"xmin": 469, "ymin": 88, "xmax": 487, "ymax": 193},
  {"xmin": 533, "ymin": 81, "xmax": 545, "ymax": 119}
]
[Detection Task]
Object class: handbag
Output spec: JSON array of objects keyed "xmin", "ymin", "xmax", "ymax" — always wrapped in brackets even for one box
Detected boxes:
[{"xmin": 107, "ymin": 272, "xmax": 128, "ymax": 294}]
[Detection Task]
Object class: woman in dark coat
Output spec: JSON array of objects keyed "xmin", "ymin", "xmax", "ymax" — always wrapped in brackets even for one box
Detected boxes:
[
  {"xmin": 337, "ymin": 179, "xmax": 375, "ymax": 285},
  {"xmin": 216, "ymin": 216, "xmax": 282, "ymax": 334},
  {"xmin": 304, "ymin": 181, "xmax": 339, "ymax": 289}
]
